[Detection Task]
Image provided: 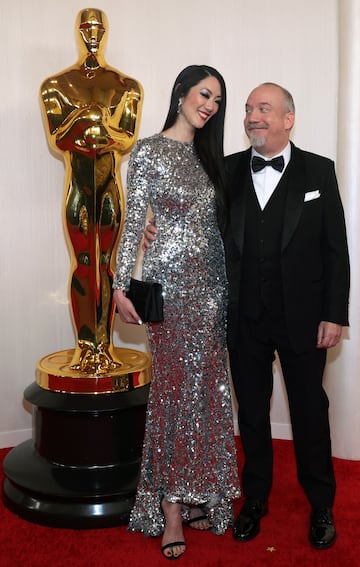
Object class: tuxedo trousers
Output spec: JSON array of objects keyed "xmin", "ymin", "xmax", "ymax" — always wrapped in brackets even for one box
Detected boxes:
[{"xmin": 229, "ymin": 313, "xmax": 336, "ymax": 508}]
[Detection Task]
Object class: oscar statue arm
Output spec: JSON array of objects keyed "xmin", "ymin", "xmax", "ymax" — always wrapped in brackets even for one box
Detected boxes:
[{"xmin": 107, "ymin": 80, "xmax": 143, "ymax": 154}]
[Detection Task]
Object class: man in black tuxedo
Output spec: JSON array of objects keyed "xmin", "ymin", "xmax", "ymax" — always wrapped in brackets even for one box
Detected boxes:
[{"xmin": 225, "ymin": 82, "xmax": 350, "ymax": 550}]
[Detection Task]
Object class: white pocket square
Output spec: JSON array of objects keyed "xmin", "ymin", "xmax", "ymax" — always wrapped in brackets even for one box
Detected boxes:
[{"xmin": 304, "ymin": 189, "xmax": 321, "ymax": 202}]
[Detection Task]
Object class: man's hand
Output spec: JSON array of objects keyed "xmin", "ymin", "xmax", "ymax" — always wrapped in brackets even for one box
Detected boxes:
[
  {"xmin": 113, "ymin": 289, "xmax": 143, "ymax": 325},
  {"xmin": 317, "ymin": 321, "xmax": 343, "ymax": 349},
  {"xmin": 143, "ymin": 217, "xmax": 158, "ymax": 251}
]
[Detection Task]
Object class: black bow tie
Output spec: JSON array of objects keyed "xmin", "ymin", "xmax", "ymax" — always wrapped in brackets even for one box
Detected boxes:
[{"xmin": 251, "ymin": 155, "xmax": 285, "ymax": 173}]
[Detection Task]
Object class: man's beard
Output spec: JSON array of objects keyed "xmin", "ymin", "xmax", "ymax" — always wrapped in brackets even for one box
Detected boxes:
[{"xmin": 248, "ymin": 132, "xmax": 266, "ymax": 148}]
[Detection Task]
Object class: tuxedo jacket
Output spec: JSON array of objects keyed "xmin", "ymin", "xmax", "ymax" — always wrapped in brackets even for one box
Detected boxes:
[{"xmin": 223, "ymin": 142, "xmax": 350, "ymax": 353}]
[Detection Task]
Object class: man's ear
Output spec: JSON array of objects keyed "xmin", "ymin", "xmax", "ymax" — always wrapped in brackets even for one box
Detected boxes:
[{"xmin": 285, "ymin": 111, "xmax": 295, "ymax": 132}]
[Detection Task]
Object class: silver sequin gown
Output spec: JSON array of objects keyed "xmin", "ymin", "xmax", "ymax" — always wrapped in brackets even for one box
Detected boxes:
[{"xmin": 113, "ymin": 134, "xmax": 240, "ymax": 536}]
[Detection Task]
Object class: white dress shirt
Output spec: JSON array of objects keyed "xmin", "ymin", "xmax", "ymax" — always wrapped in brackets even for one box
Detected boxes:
[{"xmin": 251, "ymin": 143, "xmax": 291, "ymax": 210}]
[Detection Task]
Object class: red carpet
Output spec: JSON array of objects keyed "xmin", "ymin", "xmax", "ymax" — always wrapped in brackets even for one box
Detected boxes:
[{"xmin": 1, "ymin": 439, "xmax": 359, "ymax": 566}]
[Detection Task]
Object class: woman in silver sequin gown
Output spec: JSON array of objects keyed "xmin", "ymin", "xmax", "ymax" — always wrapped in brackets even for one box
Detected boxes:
[{"xmin": 113, "ymin": 65, "xmax": 240, "ymax": 560}]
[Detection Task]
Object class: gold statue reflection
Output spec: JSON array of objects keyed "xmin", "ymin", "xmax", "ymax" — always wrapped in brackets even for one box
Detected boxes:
[{"xmin": 40, "ymin": 8, "xmax": 143, "ymax": 374}]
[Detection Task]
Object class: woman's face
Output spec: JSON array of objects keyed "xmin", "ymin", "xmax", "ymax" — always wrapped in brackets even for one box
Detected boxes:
[{"xmin": 179, "ymin": 76, "xmax": 222, "ymax": 130}]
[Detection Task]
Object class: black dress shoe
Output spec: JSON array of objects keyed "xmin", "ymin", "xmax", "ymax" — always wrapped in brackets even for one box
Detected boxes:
[
  {"xmin": 233, "ymin": 498, "xmax": 268, "ymax": 542},
  {"xmin": 309, "ymin": 507, "xmax": 337, "ymax": 549}
]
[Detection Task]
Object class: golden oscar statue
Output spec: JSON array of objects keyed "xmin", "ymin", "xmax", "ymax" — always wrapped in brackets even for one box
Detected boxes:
[
  {"xmin": 35, "ymin": 7, "xmax": 151, "ymax": 390},
  {"xmin": 3, "ymin": 8, "xmax": 151, "ymax": 528}
]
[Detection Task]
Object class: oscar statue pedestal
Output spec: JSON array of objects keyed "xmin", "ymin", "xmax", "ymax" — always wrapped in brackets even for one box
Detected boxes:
[{"xmin": 3, "ymin": 347, "xmax": 151, "ymax": 528}]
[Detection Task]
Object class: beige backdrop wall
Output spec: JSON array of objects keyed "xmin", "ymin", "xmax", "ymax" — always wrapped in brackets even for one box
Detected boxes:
[{"xmin": 1, "ymin": 0, "xmax": 357, "ymax": 458}]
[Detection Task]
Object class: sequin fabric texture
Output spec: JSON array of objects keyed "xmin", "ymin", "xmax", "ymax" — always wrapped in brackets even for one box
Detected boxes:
[{"xmin": 114, "ymin": 134, "xmax": 240, "ymax": 536}]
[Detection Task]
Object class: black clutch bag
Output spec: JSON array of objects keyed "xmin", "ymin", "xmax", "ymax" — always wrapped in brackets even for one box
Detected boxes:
[{"xmin": 126, "ymin": 278, "xmax": 164, "ymax": 322}]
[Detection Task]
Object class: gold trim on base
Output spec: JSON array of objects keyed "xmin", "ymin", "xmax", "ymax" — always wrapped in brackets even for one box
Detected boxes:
[{"xmin": 36, "ymin": 347, "xmax": 152, "ymax": 394}]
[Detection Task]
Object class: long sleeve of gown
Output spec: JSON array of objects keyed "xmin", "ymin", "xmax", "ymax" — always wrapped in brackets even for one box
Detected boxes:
[{"xmin": 113, "ymin": 140, "xmax": 151, "ymax": 290}]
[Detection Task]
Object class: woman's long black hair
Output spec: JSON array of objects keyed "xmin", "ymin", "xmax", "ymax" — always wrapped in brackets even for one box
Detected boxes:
[{"xmin": 162, "ymin": 65, "xmax": 227, "ymax": 231}]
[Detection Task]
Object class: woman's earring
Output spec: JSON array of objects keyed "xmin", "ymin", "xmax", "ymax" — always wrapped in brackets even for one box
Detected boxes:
[{"xmin": 177, "ymin": 98, "xmax": 182, "ymax": 114}]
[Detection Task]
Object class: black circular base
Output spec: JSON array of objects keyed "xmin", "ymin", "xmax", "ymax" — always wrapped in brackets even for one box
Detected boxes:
[
  {"xmin": 2, "ymin": 382, "xmax": 149, "ymax": 528},
  {"xmin": 3, "ymin": 440, "xmax": 134, "ymax": 528}
]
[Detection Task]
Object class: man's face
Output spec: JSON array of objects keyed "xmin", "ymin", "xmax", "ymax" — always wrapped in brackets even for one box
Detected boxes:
[{"xmin": 244, "ymin": 84, "xmax": 295, "ymax": 157}]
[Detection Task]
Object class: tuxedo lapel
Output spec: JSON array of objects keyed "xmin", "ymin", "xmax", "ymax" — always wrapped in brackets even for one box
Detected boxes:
[
  {"xmin": 227, "ymin": 149, "xmax": 251, "ymax": 253},
  {"xmin": 281, "ymin": 143, "xmax": 307, "ymax": 251}
]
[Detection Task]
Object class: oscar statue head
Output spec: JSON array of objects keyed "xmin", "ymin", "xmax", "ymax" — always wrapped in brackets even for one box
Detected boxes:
[{"xmin": 76, "ymin": 8, "xmax": 108, "ymax": 57}]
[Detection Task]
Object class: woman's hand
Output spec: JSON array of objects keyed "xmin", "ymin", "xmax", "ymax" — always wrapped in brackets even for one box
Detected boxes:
[
  {"xmin": 113, "ymin": 289, "xmax": 143, "ymax": 325},
  {"xmin": 142, "ymin": 217, "xmax": 158, "ymax": 251}
]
